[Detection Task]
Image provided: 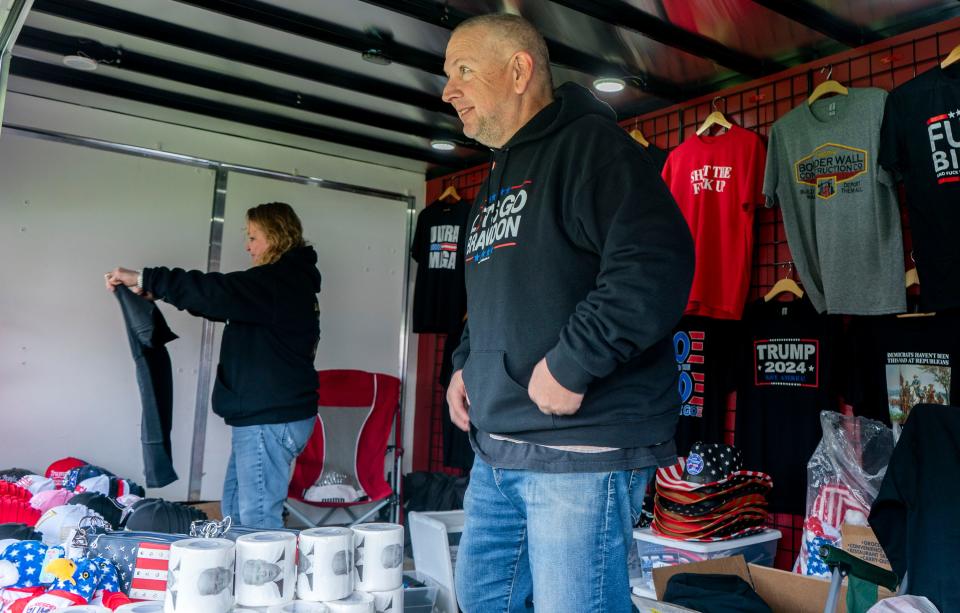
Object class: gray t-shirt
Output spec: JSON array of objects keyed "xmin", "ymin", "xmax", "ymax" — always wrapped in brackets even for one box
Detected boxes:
[{"xmin": 763, "ymin": 88, "xmax": 906, "ymax": 315}]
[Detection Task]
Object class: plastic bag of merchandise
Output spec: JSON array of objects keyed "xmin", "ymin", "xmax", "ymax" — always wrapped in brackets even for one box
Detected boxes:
[{"xmin": 796, "ymin": 411, "xmax": 893, "ymax": 576}]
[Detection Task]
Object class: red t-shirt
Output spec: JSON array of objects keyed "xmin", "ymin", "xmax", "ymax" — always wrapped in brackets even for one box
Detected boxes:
[{"xmin": 662, "ymin": 125, "xmax": 766, "ymax": 320}]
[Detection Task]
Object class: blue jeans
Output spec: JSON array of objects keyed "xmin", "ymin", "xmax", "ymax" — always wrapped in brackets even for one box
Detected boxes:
[
  {"xmin": 221, "ymin": 417, "xmax": 315, "ymax": 529},
  {"xmin": 455, "ymin": 457, "xmax": 654, "ymax": 613}
]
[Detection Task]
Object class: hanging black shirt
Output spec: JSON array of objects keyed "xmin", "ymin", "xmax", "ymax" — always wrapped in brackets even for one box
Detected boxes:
[
  {"xmin": 411, "ymin": 199, "xmax": 470, "ymax": 333},
  {"xmin": 845, "ymin": 310, "xmax": 959, "ymax": 427},
  {"xmin": 115, "ymin": 286, "xmax": 179, "ymax": 488},
  {"xmin": 672, "ymin": 316, "xmax": 739, "ymax": 456},
  {"xmin": 734, "ymin": 297, "xmax": 843, "ymax": 514},
  {"xmin": 879, "ymin": 65, "xmax": 960, "ymax": 311},
  {"xmin": 870, "ymin": 403, "xmax": 960, "ymax": 612}
]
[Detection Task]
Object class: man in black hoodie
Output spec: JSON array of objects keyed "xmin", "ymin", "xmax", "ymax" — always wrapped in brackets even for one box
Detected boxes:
[
  {"xmin": 107, "ymin": 202, "xmax": 321, "ymax": 529},
  {"xmin": 442, "ymin": 14, "xmax": 694, "ymax": 613}
]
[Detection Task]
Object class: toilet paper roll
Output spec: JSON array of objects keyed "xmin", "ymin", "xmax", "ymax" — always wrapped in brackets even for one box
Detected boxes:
[
  {"xmin": 115, "ymin": 603, "xmax": 165, "ymax": 613},
  {"xmin": 164, "ymin": 537, "xmax": 236, "ymax": 613},
  {"xmin": 267, "ymin": 601, "xmax": 331, "ymax": 613},
  {"xmin": 324, "ymin": 591, "xmax": 375, "ymax": 613},
  {"xmin": 369, "ymin": 586, "xmax": 403, "ymax": 613},
  {"xmin": 297, "ymin": 527, "xmax": 355, "ymax": 602},
  {"xmin": 352, "ymin": 524, "xmax": 404, "ymax": 592},
  {"xmin": 235, "ymin": 531, "xmax": 298, "ymax": 607}
]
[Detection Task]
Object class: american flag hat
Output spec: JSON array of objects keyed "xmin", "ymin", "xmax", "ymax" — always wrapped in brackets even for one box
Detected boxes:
[
  {"xmin": 652, "ymin": 514, "xmax": 768, "ymax": 541},
  {"xmin": 657, "ymin": 482, "xmax": 772, "ymax": 511},
  {"xmin": 657, "ymin": 459, "xmax": 772, "ymax": 495},
  {"xmin": 652, "ymin": 522, "xmax": 769, "ymax": 542},
  {"xmin": 654, "ymin": 505, "xmax": 768, "ymax": 534},
  {"xmin": 656, "ymin": 493, "xmax": 769, "ymax": 522},
  {"xmin": 658, "ymin": 442, "xmax": 773, "ymax": 492}
]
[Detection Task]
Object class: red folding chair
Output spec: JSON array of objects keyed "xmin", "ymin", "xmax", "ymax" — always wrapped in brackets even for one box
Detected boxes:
[{"xmin": 284, "ymin": 369, "xmax": 403, "ymax": 527}]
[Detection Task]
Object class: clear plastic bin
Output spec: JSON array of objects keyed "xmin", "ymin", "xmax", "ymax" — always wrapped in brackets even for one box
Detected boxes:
[
  {"xmin": 408, "ymin": 510, "xmax": 464, "ymax": 613},
  {"xmin": 632, "ymin": 527, "xmax": 782, "ymax": 595},
  {"xmin": 403, "ymin": 571, "xmax": 440, "ymax": 613}
]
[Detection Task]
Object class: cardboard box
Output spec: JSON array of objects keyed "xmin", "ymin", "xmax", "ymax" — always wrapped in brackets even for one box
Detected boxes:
[
  {"xmin": 652, "ymin": 555, "xmax": 893, "ymax": 613},
  {"xmin": 841, "ymin": 523, "xmax": 891, "ymax": 570}
]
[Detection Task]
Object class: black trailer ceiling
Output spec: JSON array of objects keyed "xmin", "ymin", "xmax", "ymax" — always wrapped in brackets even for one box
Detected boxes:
[{"xmin": 8, "ymin": 0, "xmax": 960, "ymax": 176}]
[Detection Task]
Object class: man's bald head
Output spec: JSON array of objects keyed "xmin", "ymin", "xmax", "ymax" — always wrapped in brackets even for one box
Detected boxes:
[{"xmin": 454, "ymin": 14, "xmax": 554, "ymax": 97}]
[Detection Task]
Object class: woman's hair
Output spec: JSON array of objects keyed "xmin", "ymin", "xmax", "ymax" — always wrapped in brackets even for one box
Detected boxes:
[{"xmin": 246, "ymin": 201, "xmax": 306, "ymax": 265}]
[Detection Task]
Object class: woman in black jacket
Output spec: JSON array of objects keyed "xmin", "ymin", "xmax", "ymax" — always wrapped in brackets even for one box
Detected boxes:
[{"xmin": 107, "ymin": 202, "xmax": 322, "ymax": 528}]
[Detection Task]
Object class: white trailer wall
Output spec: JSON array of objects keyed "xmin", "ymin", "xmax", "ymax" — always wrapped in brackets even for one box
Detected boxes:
[{"xmin": 0, "ymin": 91, "xmax": 424, "ymax": 504}]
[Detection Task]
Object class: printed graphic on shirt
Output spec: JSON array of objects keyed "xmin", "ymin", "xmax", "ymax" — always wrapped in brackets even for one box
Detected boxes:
[
  {"xmin": 926, "ymin": 110, "xmax": 960, "ymax": 184},
  {"xmin": 427, "ymin": 225, "xmax": 460, "ymax": 270},
  {"xmin": 754, "ymin": 338, "xmax": 819, "ymax": 387},
  {"xmin": 674, "ymin": 329, "xmax": 705, "ymax": 417},
  {"xmin": 689, "ymin": 165, "xmax": 734, "ymax": 194},
  {"xmin": 465, "ymin": 180, "xmax": 531, "ymax": 264},
  {"xmin": 885, "ymin": 352, "xmax": 952, "ymax": 424},
  {"xmin": 794, "ymin": 143, "xmax": 868, "ymax": 200}
]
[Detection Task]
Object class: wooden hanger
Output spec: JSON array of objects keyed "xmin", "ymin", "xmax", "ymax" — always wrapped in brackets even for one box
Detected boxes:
[
  {"xmin": 905, "ymin": 250, "xmax": 920, "ymax": 289},
  {"xmin": 764, "ymin": 264, "xmax": 804, "ymax": 302},
  {"xmin": 629, "ymin": 128, "xmax": 649, "ymax": 147},
  {"xmin": 696, "ymin": 97, "xmax": 732, "ymax": 136},
  {"xmin": 899, "ymin": 253, "xmax": 935, "ymax": 317},
  {"xmin": 629, "ymin": 119, "xmax": 649, "ymax": 147},
  {"xmin": 941, "ymin": 44, "xmax": 960, "ymax": 69},
  {"xmin": 438, "ymin": 184, "xmax": 461, "ymax": 203},
  {"xmin": 905, "ymin": 268, "xmax": 919, "ymax": 288},
  {"xmin": 808, "ymin": 65, "xmax": 848, "ymax": 105}
]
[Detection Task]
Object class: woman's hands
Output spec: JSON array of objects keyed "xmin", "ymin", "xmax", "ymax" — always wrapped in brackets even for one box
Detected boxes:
[{"xmin": 105, "ymin": 267, "xmax": 153, "ymax": 300}]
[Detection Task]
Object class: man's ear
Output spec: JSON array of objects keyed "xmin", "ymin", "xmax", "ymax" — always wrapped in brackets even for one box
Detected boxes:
[{"xmin": 511, "ymin": 51, "xmax": 536, "ymax": 94}]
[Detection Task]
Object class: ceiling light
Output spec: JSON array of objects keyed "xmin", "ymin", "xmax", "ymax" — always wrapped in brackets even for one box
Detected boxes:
[
  {"xmin": 593, "ymin": 77, "xmax": 625, "ymax": 93},
  {"xmin": 63, "ymin": 55, "xmax": 98, "ymax": 71},
  {"xmin": 430, "ymin": 139, "xmax": 456, "ymax": 151}
]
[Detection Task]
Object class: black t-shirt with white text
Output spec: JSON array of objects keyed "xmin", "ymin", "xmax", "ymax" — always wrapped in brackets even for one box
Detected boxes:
[
  {"xmin": 845, "ymin": 311, "xmax": 959, "ymax": 428},
  {"xmin": 411, "ymin": 199, "xmax": 470, "ymax": 333},
  {"xmin": 879, "ymin": 66, "xmax": 960, "ymax": 311},
  {"xmin": 734, "ymin": 297, "xmax": 843, "ymax": 514},
  {"xmin": 672, "ymin": 316, "xmax": 739, "ymax": 456}
]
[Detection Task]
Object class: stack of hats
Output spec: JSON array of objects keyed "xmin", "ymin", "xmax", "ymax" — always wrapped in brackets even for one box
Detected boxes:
[
  {"xmin": 122, "ymin": 498, "xmax": 208, "ymax": 534},
  {"xmin": 0, "ymin": 480, "xmax": 39, "ymax": 527},
  {"xmin": 0, "ymin": 458, "xmax": 148, "ymax": 540},
  {"xmin": 653, "ymin": 442, "xmax": 773, "ymax": 541}
]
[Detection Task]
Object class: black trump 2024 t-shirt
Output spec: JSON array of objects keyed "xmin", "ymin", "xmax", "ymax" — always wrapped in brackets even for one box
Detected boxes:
[{"xmin": 734, "ymin": 297, "xmax": 844, "ymax": 514}]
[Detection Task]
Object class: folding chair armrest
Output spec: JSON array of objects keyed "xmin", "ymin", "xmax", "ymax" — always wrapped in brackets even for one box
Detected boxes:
[{"xmin": 819, "ymin": 545, "xmax": 899, "ymax": 592}]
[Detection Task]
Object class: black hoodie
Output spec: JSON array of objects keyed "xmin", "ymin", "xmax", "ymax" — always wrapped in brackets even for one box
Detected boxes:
[
  {"xmin": 143, "ymin": 246, "xmax": 322, "ymax": 427},
  {"xmin": 451, "ymin": 83, "xmax": 694, "ymax": 449}
]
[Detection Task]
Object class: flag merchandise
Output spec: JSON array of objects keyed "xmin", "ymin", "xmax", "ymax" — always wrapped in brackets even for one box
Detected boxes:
[
  {"xmin": 653, "ymin": 442, "xmax": 772, "ymax": 541},
  {"xmin": 810, "ymin": 483, "xmax": 870, "ymax": 529},
  {"xmin": 128, "ymin": 542, "xmax": 171, "ymax": 601},
  {"xmin": 44, "ymin": 458, "xmax": 87, "ymax": 489}
]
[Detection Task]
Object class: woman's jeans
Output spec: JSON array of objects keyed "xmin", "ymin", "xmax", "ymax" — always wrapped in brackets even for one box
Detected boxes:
[
  {"xmin": 221, "ymin": 416, "xmax": 315, "ymax": 529},
  {"xmin": 455, "ymin": 455, "xmax": 654, "ymax": 612}
]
